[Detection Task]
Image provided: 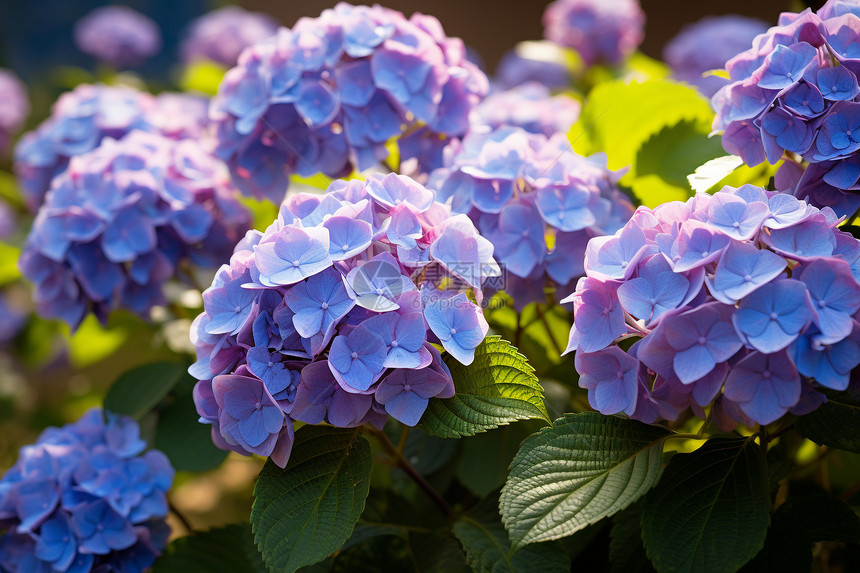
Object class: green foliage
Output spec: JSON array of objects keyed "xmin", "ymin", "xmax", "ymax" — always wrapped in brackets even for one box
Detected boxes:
[
  {"xmin": 453, "ymin": 497, "xmax": 570, "ymax": 573},
  {"xmin": 796, "ymin": 389, "xmax": 860, "ymax": 453},
  {"xmin": 609, "ymin": 503, "xmax": 656, "ymax": 573},
  {"xmin": 569, "ymin": 79, "xmax": 720, "ymax": 207},
  {"xmin": 641, "ymin": 437, "xmax": 771, "ymax": 573},
  {"xmin": 418, "ymin": 336, "xmax": 550, "ymax": 438},
  {"xmin": 103, "ymin": 362, "xmax": 186, "ymax": 420},
  {"xmin": 0, "ymin": 242, "xmax": 21, "ymax": 287},
  {"xmin": 740, "ymin": 493, "xmax": 860, "ymax": 573},
  {"xmin": 153, "ymin": 524, "xmax": 267, "ymax": 573},
  {"xmin": 500, "ymin": 413, "xmax": 670, "ymax": 549},
  {"xmin": 179, "ymin": 60, "xmax": 227, "ymax": 95},
  {"xmin": 67, "ymin": 315, "xmax": 130, "ymax": 368},
  {"xmin": 154, "ymin": 375, "xmax": 229, "ymax": 472},
  {"xmin": 251, "ymin": 426, "xmax": 372, "ymax": 573}
]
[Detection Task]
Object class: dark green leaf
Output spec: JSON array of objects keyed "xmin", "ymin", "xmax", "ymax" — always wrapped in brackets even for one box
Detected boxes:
[
  {"xmin": 740, "ymin": 493, "xmax": 860, "ymax": 573},
  {"xmin": 103, "ymin": 362, "xmax": 186, "ymax": 420},
  {"xmin": 153, "ymin": 524, "xmax": 267, "ymax": 573},
  {"xmin": 453, "ymin": 497, "xmax": 570, "ymax": 573},
  {"xmin": 418, "ymin": 336, "xmax": 550, "ymax": 438},
  {"xmin": 501, "ymin": 413, "xmax": 670, "ymax": 549},
  {"xmin": 456, "ymin": 421, "xmax": 545, "ymax": 497},
  {"xmin": 154, "ymin": 376, "xmax": 228, "ymax": 472},
  {"xmin": 642, "ymin": 437, "xmax": 770, "ymax": 573},
  {"xmin": 609, "ymin": 503, "xmax": 656, "ymax": 573},
  {"xmin": 796, "ymin": 390, "xmax": 860, "ymax": 453},
  {"xmin": 251, "ymin": 426, "xmax": 372, "ymax": 573},
  {"xmin": 410, "ymin": 530, "xmax": 472, "ymax": 573}
]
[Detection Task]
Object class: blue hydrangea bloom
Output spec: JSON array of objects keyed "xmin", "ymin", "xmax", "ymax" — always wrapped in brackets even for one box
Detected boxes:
[
  {"xmin": 19, "ymin": 131, "xmax": 251, "ymax": 329},
  {"xmin": 14, "ymin": 85, "xmax": 210, "ymax": 211},
  {"xmin": 475, "ymin": 82, "xmax": 580, "ymax": 138},
  {"xmin": 427, "ymin": 126, "xmax": 633, "ymax": 308},
  {"xmin": 0, "ymin": 408, "xmax": 173, "ymax": 573},
  {"xmin": 565, "ymin": 184, "xmax": 860, "ymax": 428},
  {"xmin": 180, "ymin": 6, "xmax": 279, "ymax": 68},
  {"xmin": 74, "ymin": 6, "xmax": 161, "ymax": 68},
  {"xmin": 713, "ymin": 1, "xmax": 860, "ymax": 217},
  {"xmin": 191, "ymin": 174, "xmax": 497, "ymax": 466},
  {"xmin": 210, "ymin": 3, "xmax": 488, "ymax": 202},
  {"xmin": 542, "ymin": 0, "xmax": 644, "ymax": 67},
  {"xmin": 495, "ymin": 41, "xmax": 573, "ymax": 90}
]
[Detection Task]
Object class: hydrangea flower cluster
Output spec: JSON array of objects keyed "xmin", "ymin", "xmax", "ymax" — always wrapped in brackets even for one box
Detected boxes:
[
  {"xmin": 664, "ymin": 15, "xmax": 769, "ymax": 98},
  {"xmin": 542, "ymin": 0, "xmax": 645, "ymax": 68},
  {"xmin": 565, "ymin": 184, "xmax": 860, "ymax": 429},
  {"xmin": 15, "ymin": 84, "xmax": 209, "ymax": 211},
  {"xmin": 74, "ymin": 5, "xmax": 162, "ymax": 68},
  {"xmin": 0, "ymin": 69, "xmax": 29, "ymax": 155},
  {"xmin": 0, "ymin": 408, "xmax": 174, "ymax": 573},
  {"xmin": 180, "ymin": 6, "xmax": 279, "ymax": 68},
  {"xmin": 19, "ymin": 130, "xmax": 251, "ymax": 329},
  {"xmin": 190, "ymin": 173, "xmax": 499, "ymax": 467},
  {"xmin": 427, "ymin": 126, "xmax": 633, "ymax": 308},
  {"xmin": 712, "ymin": 0, "xmax": 860, "ymax": 217},
  {"xmin": 210, "ymin": 2, "xmax": 489, "ymax": 202},
  {"xmin": 494, "ymin": 42, "xmax": 572, "ymax": 90},
  {"xmin": 474, "ymin": 82, "xmax": 580, "ymax": 138}
]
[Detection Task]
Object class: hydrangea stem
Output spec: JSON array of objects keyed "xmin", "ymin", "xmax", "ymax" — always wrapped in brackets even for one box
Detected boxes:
[
  {"xmin": 367, "ymin": 426, "xmax": 455, "ymax": 521},
  {"xmin": 169, "ymin": 498, "xmax": 193, "ymax": 533}
]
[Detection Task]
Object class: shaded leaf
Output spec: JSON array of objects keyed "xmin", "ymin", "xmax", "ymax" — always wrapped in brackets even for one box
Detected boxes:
[
  {"xmin": 104, "ymin": 362, "xmax": 186, "ymax": 420},
  {"xmin": 456, "ymin": 421, "xmax": 545, "ymax": 497},
  {"xmin": 796, "ymin": 390, "xmax": 860, "ymax": 453},
  {"xmin": 419, "ymin": 336, "xmax": 550, "ymax": 439},
  {"xmin": 251, "ymin": 426, "xmax": 372, "ymax": 573},
  {"xmin": 609, "ymin": 503, "xmax": 656, "ymax": 573},
  {"xmin": 500, "ymin": 413, "xmax": 670, "ymax": 549},
  {"xmin": 642, "ymin": 437, "xmax": 770, "ymax": 573},
  {"xmin": 153, "ymin": 524, "xmax": 267, "ymax": 573}
]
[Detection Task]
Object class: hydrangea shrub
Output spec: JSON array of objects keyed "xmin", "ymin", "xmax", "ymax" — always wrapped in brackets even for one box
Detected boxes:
[
  {"xmin": 0, "ymin": 408, "xmax": 174, "ymax": 573},
  {"xmin": 190, "ymin": 173, "xmax": 499, "ymax": 467},
  {"xmin": 74, "ymin": 6, "xmax": 162, "ymax": 69},
  {"xmin": 180, "ymin": 6, "xmax": 279, "ymax": 68},
  {"xmin": 210, "ymin": 2, "xmax": 489, "ymax": 202},
  {"xmin": 564, "ymin": 185, "xmax": 860, "ymax": 427},
  {"xmin": 19, "ymin": 130, "xmax": 250, "ymax": 328}
]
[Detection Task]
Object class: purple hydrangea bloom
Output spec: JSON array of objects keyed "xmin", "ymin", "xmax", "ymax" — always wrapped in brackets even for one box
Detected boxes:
[
  {"xmin": 712, "ymin": 1, "xmax": 860, "ymax": 217},
  {"xmin": 74, "ymin": 6, "xmax": 162, "ymax": 68},
  {"xmin": 19, "ymin": 130, "xmax": 251, "ymax": 329},
  {"xmin": 542, "ymin": 0, "xmax": 644, "ymax": 67},
  {"xmin": 181, "ymin": 6, "xmax": 279, "ymax": 68},
  {"xmin": 564, "ymin": 184, "xmax": 860, "ymax": 427},
  {"xmin": 664, "ymin": 15, "xmax": 769, "ymax": 97},
  {"xmin": 494, "ymin": 41, "xmax": 573, "ymax": 90},
  {"xmin": 0, "ymin": 408, "xmax": 173, "ymax": 573},
  {"xmin": 474, "ymin": 82, "xmax": 580, "ymax": 138},
  {"xmin": 427, "ymin": 126, "xmax": 633, "ymax": 308},
  {"xmin": 0, "ymin": 69, "xmax": 28, "ymax": 155},
  {"xmin": 210, "ymin": 2, "xmax": 489, "ymax": 202},
  {"xmin": 191, "ymin": 174, "xmax": 498, "ymax": 466},
  {"xmin": 15, "ymin": 85, "xmax": 211, "ymax": 211}
]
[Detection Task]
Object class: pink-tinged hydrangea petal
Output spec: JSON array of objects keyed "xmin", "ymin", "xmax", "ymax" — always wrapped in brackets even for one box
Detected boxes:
[
  {"xmin": 724, "ymin": 350, "xmax": 801, "ymax": 424},
  {"xmin": 254, "ymin": 225, "xmax": 331, "ymax": 286},
  {"xmin": 566, "ymin": 277, "xmax": 626, "ymax": 354},
  {"xmin": 732, "ymin": 278, "xmax": 815, "ymax": 353},
  {"xmin": 662, "ymin": 303, "xmax": 743, "ymax": 384},
  {"xmin": 575, "ymin": 347, "xmax": 639, "ymax": 416}
]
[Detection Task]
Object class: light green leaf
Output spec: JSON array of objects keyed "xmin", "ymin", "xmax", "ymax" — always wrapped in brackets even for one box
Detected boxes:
[
  {"xmin": 153, "ymin": 524, "xmax": 267, "ymax": 573},
  {"xmin": 0, "ymin": 242, "xmax": 21, "ymax": 286},
  {"xmin": 796, "ymin": 389, "xmax": 860, "ymax": 453},
  {"xmin": 500, "ymin": 412, "xmax": 670, "ymax": 549},
  {"xmin": 154, "ymin": 376, "xmax": 228, "ymax": 473},
  {"xmin": 418, "ymin": 336, "xmax": 550, "ymax": 438},
  {"xmin": 68, "ymin": 315, "xmax": 129, "ymax": 368},
  {"xmin": 570, "ymin": 79, "xmax": 716, "ymax": 206},
  {"xmin": 103, "ymin": 362, "xmax": 187, "ymax": 420},
  {"xmin": 453, "ymin": 497, "xmax": 570, "ymax": 573},
  {"xmin": 179, "ymin": 60, "xmax": 227, "ymax": 96},
  {"xmin": 641, "ymin": 437, "xmax": 771, "ymax": 573},
  {"xmin": 251, "ymin": 426, "xmax": 372, "ymax": 573}
]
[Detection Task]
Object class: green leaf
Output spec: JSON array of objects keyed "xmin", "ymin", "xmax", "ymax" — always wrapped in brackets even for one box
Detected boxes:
[
  {"xmin": 103, "ymin": 362, "xmax": 186, "ymax": 420},
  {"xmin": 609, "ymin": 503, "xmax": 656, "ymax": 573},
  {"xmin": 570, "ymin": 79, "xmax": 715, "ymax": 206},
  {"xmin": 418, "ymin": 336, "xmax": 550, "ymax": 438},
  {"xmin": 153, "ymin": 524, "xmax": 267, "ymax": 573},
  {"xmin": 453, "ymin": 497, "xmax": 570, "ymax": 573},
  {"xmin": 68, "ymin": 315, "xmax": 130, "ymax": 368},
  {"xmin": 796, "ymin": 390, "xmax": 860, "ymax": 453},
  {"xmin": 687, "ymin": 155, "xmax": 744, "ymax": 193},
  {"xmin": 456, "ymin": 421, "xmax": 545, "ymax": 497},
  {"xmin": 154, "ymin": 376, "xmax": 229, "ymax": 472},
  {"xmin": 251, "ymin": 426, "xmax": 372, "ymax": 573},
  {"xmin": 179, "ymin": 60, "xmax": 227, "ymax": 96},
  {"xmin": 500, "ymin": 412, "xmax": 670, "ymax": 549},
  {"xmin": 641, "ymin": 437, "xmax": 771, "ymax": 573},
  {"xmin": 410, "ymin": 530, "xmax": 472, "ymax": 573},
  {"xmin": 0, "ymin": 242, "xmax": 21, "ymax": 286},
  {"xmin": 740, "ymin": 493, "xmax": 860, "ymax": 573}
]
